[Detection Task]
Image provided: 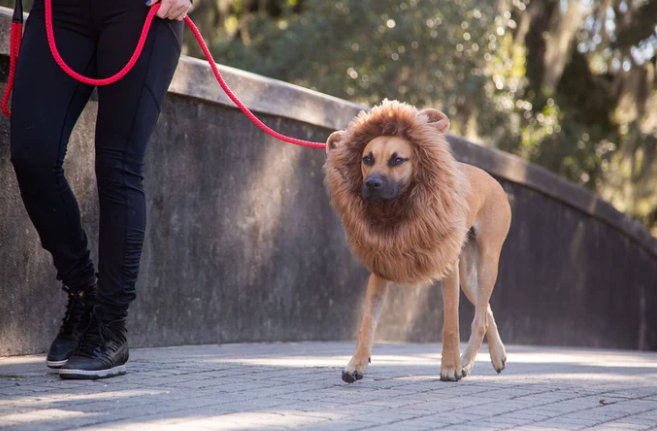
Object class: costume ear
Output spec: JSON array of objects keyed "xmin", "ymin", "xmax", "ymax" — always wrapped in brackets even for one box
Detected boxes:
[
  {"xmin": 326, "ymin": 131, "xmax": 345, "ymax": 155},
  {"xmin": 419, "ymin": 109, "xmax": 449, "ymax": 133}
]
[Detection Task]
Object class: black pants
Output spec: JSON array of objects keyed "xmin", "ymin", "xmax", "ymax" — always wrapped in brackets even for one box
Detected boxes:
[{"xmin": 10, "ymin": 0, "xmax": 183, "ymax": 319}]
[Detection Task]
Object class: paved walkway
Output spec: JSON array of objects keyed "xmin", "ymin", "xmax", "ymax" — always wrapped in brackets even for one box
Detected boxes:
[{"xmin": 1, "ymin": 342, "xmax": 657, "ymax": 431}]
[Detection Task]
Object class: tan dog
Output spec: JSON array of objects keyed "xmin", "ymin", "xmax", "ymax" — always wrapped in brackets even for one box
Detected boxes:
[{"xmin": 324, "ymin": 100, "xmax": 511, "ymax": 382}]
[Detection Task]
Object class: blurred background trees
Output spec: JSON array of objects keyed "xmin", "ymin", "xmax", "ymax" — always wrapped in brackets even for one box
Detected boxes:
[{"xmin": 2, "ymin": 0, "xmax": 655, "ymax": 235}]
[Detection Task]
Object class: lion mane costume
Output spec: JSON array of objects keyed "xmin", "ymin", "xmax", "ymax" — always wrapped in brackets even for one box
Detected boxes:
[{"xmin": 324, "ymin": 100, "xmax": 471, "ymax": 286}]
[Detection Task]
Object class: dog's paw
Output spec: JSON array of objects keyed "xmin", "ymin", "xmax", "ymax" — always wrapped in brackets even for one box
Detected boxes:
[
  {"xmin": 460, "ymin": 359, "xmax": 475, "ymax": 378},
  {"xmin": 440, "ymin": 355, "xmax": 462, "ymax": 382},
  {"xmin": 341, "ymin": 370, "xmax": 364, "ymax": 383},
  {"xmin": 440, "ymin": 365, "xmax": 462, "ymax": 382},
  {"xmin": 441, "ymin": 346, "xmax": 462, "ymax": 382},
  {"xmin": 342, "ymin": 356, "xmax": 369, "ymax": 383},
  {"xmin": 489, "ymin": 341, "xmax": 507, "ymax": 374},
  {"xmin": 491, "ymin": 353, "xmax": 507, "ymax": 374}
]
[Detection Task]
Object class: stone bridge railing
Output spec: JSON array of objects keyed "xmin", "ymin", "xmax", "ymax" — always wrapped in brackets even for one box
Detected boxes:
[{"xmin": 1, "ymin": 7, "xmax": 655, "ymax": 355}]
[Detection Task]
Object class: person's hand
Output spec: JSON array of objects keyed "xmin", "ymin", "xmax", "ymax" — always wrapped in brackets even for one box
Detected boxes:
[{"xmin": 146, "ymin": 0, "xmax": 192, "ymax": 21}]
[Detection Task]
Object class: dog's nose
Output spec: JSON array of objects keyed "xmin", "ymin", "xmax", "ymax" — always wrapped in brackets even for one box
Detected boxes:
[{"xmin": 365, "ymin": 177, "xmax": 383, "ymax": 189}]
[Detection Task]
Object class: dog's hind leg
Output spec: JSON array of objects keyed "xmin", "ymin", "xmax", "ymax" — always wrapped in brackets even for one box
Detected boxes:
[
  {"xmin": 460, "ymin": 187, "xmax": 511, "ymax": 377},
  {"xmin": 342, "ymin": 273, "xmax": 389, "ymax": 383},
  {"xmin": 484, "ymin": 305, "xmax": 506, "ymax": 373},
  {"xmin": 459, "ymin": 235, "xmax": 507, "ymax": 375}
]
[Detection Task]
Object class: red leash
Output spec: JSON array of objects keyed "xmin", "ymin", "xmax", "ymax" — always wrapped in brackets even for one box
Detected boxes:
[
  {"xmin": 2, "ymin": 0, "xmax": 326, "ymax": 149},
  {"xmin": 1, "ymin": 1, "xmax": 23, "ymax": 118}
]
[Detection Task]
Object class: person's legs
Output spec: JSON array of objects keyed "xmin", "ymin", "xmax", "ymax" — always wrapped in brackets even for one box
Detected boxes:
[
  {"xmin": 93, "ymin": 1, "xmax": 183, "ymax": 320},
  {"xmin": 10, "ymin": 0, "xmax": 97, "ymax": 292},
  {"xmin": 10, "ymin": 0, "xmax": 97, "ymax": 368},
  {"xmin": 60, "ymin": 1, "xmax": 183, "ymax": 379}
]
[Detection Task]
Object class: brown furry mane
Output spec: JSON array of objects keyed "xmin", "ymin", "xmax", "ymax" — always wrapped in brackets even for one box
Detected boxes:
[{"xmin": 324, "ymin": 100, "xmax": 471, "ymax": 286}]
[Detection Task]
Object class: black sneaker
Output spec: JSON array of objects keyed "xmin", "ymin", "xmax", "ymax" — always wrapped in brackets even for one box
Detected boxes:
[
  {"xmin": 59, "ymin": 309, "xmax": 129, "ymax": 380},
  {"xmin": 46, "ymin": 284, "xmax": 97, "ymax": 369}
]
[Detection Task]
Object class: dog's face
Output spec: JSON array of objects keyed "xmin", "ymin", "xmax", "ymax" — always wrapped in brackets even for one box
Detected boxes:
[
  {"xmin": 325, "ymin": 107, "xmax": 450, "ymax": 203},
  {"xmin": 358, "ymin": 136, "xmax": 413, "ymax": 202}
]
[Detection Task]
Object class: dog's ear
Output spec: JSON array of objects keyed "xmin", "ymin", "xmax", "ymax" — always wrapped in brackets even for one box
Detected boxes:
[
  {"xmin": 326, "ymin": 131, "xmax": 345, "ymax": 155},
  {"xmin": 419, "ymin": 109, "xmax": 449, "ymax": 133}
]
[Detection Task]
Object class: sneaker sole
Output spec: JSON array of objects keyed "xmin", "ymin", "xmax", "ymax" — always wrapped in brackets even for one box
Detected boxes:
[
  {"xmin": 46, "ymin": 359, "xmax": 68, "ymax": 369},
  {"xmin": 59, "ymin": 365, "xmax": 126, "ymax": 380}
]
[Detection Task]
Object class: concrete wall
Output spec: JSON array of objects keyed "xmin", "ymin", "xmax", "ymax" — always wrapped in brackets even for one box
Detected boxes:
[{"xmin": 1, "ymin": 8, "xmax": 655, "ymax": 356}]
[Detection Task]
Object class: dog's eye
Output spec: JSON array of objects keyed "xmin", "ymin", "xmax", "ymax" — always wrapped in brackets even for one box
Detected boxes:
[
  {"xmin": 389, "ymin": 157, "xmax": 407, "ymax": 167},
  {"xmin": 362, "ymin": 155, "xmax": 374, "ymax": 166}
]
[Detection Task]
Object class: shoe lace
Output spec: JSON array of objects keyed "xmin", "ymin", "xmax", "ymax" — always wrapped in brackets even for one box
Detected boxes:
[
  {"xmin": 58, "ymin": 286, "xmax": 87, "ymax": 337},
  {"xmin": 75, "ymin": 306, "xmax": 124, "ymax": 358}
]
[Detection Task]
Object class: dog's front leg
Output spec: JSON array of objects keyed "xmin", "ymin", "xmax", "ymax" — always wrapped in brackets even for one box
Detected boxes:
[
  {"xmin": 440, "ymin": 262, "xmax": 462, "ymax": 381},
  {"xmin": 342, "ymin": 273, "xmax": 389, "ymax": 383}
]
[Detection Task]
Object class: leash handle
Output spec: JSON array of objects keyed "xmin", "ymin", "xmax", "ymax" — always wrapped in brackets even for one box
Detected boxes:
[{"xmin": 1, "ymin": 0, "xmax": 326, "ymax": 149}]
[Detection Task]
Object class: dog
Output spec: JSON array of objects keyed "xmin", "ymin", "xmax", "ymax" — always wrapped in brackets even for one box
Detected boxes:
[{"xmin": 324, "ymin": 100, "xmax": 511, "ymax": 382}]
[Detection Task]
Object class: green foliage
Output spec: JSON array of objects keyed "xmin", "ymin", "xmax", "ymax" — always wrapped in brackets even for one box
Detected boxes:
[{"xmin": 216, "ymin": 0, "xmax": 500, "ymax": 109}]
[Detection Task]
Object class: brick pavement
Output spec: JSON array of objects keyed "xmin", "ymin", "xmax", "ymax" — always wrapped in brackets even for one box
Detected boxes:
[{"xmin": 1, "ymin": 342, "xmax": 656, "ymax": 430}]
